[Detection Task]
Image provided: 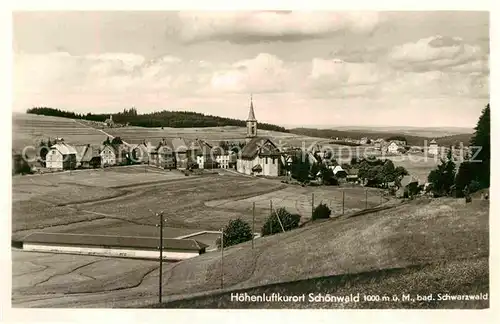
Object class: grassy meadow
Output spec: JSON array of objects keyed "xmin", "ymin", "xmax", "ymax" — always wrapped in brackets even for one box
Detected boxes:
[{"xmin": 12, "ymin": 196, "xmax": 489, "ymax": 308}]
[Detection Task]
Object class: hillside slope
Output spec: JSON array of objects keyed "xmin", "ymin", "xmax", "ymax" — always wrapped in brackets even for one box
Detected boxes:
[
  {"xmin": 12, "ymin": 113, "xmax": 327, "ymax": 150},
  {"xmin": 12, "ymin": 197, "xmax": 488, "ymax": 308},
  {"xmin": 154, "ymin": 198, "xmax": 487, "ymax": 296},
  {"xmin": 12, "ymin": 113, "xmax": 107, "ymax": 152}
]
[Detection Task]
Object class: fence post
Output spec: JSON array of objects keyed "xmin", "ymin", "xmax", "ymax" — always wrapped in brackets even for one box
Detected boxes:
[
  {"xmin": 365, "ymin": 189, "xmax": 368, "ymax": 209},
  {"xmin": 270, "ymin": 200, "xmax": 273, "ymax": 234},
  {"xmin": 220, "ymin": 227, "xmax": 224, "ymax": 289},
  {"xmin": 312, "ymin": 193, "xmax": 315, "ymax": 217},
  {"xmin": 342, "ymin": 190, "xmax": 345, "ymax": 215},
  {"xmin": 252, "ymin": 202, "xmax": 255, "ymax": 249}
]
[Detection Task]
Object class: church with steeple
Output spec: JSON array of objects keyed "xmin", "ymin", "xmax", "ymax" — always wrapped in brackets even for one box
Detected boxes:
[{"xmin": 237, "ymin": 95, "xmax": 283, "ymax": 177}]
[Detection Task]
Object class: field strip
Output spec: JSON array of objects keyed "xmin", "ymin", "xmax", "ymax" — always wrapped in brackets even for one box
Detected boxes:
[
  {"xmin": 12, "ymin": 261, "xmax": 49, "ymax": 277},
  {"xmin": 81, "ymin": 210, "xmax": 155, "ymax": 227},
  {"xmin": 33, "ymin": 259, "xmax": 103, "ymax": 287},
  {"xmin": 109, "ymin": 176, "xmax": 204, "ymax": 190}
]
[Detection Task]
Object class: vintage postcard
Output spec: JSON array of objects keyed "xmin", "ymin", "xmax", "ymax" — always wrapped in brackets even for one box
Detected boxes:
[{"xmin": 8, "ymin": 9, "xmax": 490, "ymax": 314}]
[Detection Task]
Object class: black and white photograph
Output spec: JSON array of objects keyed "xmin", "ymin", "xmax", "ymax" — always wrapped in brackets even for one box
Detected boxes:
[{"xmin": 7, "ymin": 8, "xmax": 491, "ymax": 312}]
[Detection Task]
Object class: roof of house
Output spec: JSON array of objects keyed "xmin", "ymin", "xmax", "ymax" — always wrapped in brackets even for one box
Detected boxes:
[
  {"xmin": 50, "ymin": 143, "xmax": 77, "ymax": 155},
  {"xmin": 332, "ymin": 165, "xmax": 346, "ymax": 174},
  {"xmin": 187, "ymin": 139, "xmax": 213, "ymax": 155},
  {"xmin": 240, "ymin": 137, "xmax": 281, "ymax": 159},
  {"xmin": 155, "ymin": 138, "xmax": 174, "ymax": 152},
  {"xmin": 400, "ymin": 175, "xmax": 419, "ymax": 187},
  {"xmin": 22, "ymin": 232, "xmax": 208, "ymax": 251},
  {"xmin": 429, "ymin": 139, "xmax": 437, "ymax": 144},
  {"xmin": 171, "ymin": 138, "xmax": 188, "ymax": 152},
  {"xmin": 74, "ymin": 145, "xmax": 100, "ymax": 162},
  {"xmin": 82, "ymin": 146, "xmax": 100, "ymax": 162},
  {"xmin": 102, "ymin": 143, "xmax": 130, "ymax": 156}
]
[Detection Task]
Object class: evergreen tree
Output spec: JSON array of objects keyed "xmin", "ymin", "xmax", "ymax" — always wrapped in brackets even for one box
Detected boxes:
[
  {"xmin": 261, "ymin": 208, "xmax": 301, "ymax": 236},
  {"xmin": 470, "ymin": 103, "xmax": 490, "ymax": 188},
  {"xmin": 290, "ymin": 152, "xmax": 310, "ymax": 183},
  {"xmin": 428, "ymin": 149, "xmax": 456, "ymax": 197},
  {"xmin": 215, "ymin": 218, "xmax": 253, "ymax": 249}
]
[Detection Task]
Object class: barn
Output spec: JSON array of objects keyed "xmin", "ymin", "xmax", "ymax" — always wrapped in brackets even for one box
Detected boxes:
[
  {"xmin": 46, "ymin": 142, "xmax": 77, "ymax": 170},
  {"xmin": 19, "ymin": 232, "xmax": 208, "ymax": 261}
]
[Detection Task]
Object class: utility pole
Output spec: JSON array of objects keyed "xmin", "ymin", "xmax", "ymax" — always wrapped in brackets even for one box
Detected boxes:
[
  {"xmin": 152, "ymin": 209, "xmax": 165, "ymax": 304},
  {"xmin": 220, "ymin": 227, "xmax": 224, "ymax": 289},
  {"xmin": 252, "ymin": 202, "xmax": 255, "ymax": 249}
]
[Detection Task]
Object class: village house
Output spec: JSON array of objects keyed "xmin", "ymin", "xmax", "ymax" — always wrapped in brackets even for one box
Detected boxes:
[
  {"xmin": 396, "ymin": 175, "xmax": 420, "ymax": 198},
  {"xmin": 74, "ymin": 144, "xmax": 101, "ymax": 169},
  {"xmin": 131, "ymin": 141, "xmax": 153, "ymax": 164},
  {"xmin": 104, "ymin": 115, "xmax": 115, "ymax": 127},
  {"xmin": 331, "ymin": 165, "xmax": 347, "ymax": 178},
  {"xmin": 171, "ymin": 137, "xmax": 189, "ymax": 169},
  {"xmin": 46, "ymin": 140, "xmax": 77, "ymax": 170},
  {"xmin": 385, "ymin": 141, "xmax": 402, "ymax": 154},
  {"xmin": 100, "ymin": 143, "xmax": 130, "ymax": 167},
  {"xmin": 216, "ymin": 153, "xmax": 231, "ymax": 169},
  {"xmin": 428, "ymin": 139, "xmax": 439, "ymax": 155},
  {"xmin": 190, "ymin": 139, "xmax": 217, "ymax": 169},
  {"xmin": 150, "ymin": 138, "xmax": 176, "ymax": 170},
  {"xmin": 346, "ymin": 168, "xmax": 359, "ymax": 183},
  {"xmin": 237, "ymin": 96, "xmax": 283, "ymax": 177}
]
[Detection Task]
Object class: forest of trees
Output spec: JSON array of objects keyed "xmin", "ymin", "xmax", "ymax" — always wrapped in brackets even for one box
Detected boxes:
[{"xmin": 26, "ymin": 107, "xmax": 288, "ymax": 132}]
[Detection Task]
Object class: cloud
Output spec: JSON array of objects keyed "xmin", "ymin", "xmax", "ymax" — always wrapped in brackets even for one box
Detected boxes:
[
  {"xmin": 13, "ymin": 49, "xmax": 488, "ymax": 118},
  {"xmin": 305, "ymin": 58, "xmax": 392, "ymax": 98},
  {"xmin": 388, "ymin": 35, "xmax": 486, "ymax": 72},
  {"xmin": 379, "ymin": 70, "xmax": 489, "ymax": 99},
  {"xmin": 176, "ymin": 11, "xmax": 382, "ymax": 44},
  {"xmin": 208, "ymin": 53, "xmax": 306, "ymax": 94}
]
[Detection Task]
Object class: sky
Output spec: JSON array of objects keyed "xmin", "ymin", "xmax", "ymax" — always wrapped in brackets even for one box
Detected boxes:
[{"xmin": 12, "ymin": 11, "xmax": 489, "ymax": 128}]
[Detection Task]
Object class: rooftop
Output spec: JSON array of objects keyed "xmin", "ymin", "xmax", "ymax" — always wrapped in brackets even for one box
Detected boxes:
[{"xmin": 22, "ymin": 232, "xmax": 209, "ymax": 251}]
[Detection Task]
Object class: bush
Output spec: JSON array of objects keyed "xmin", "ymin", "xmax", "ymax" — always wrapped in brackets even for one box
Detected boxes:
[
  {"xmin": 312, "ymin": 203, "xmax": 331, "ymax": 220},
  {"xmin": 215, "ymin": 218, "xmax": 253, "ymax": 249},
  {"xmin": 261, "ymin": 208, "xmax": 301, "ymax": 236}
]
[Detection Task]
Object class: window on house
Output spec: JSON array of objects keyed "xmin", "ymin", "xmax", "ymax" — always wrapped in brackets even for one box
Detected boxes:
[{"xmin": 265, "ymin": 157, "xmax": 268, "ymax": 164}]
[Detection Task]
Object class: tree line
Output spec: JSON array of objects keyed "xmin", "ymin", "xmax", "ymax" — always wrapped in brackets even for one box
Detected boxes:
[
  {"xmin": 26, "ymin": 107, "xmax": 288, "ymax": 132},
  {"xmin": 427, "ymin": 103, "xmax": 490, "ymax": 198}
]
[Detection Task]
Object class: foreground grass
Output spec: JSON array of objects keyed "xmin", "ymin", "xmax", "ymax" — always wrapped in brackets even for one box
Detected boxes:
[{"xmin": 153, "ymin": 257, "xmax": 488, "ymax": 309}]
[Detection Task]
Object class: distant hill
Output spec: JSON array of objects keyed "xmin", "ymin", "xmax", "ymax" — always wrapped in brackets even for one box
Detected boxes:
[
  {"xmin": 333, "ymin": 126, "xmax": 474, "ymax": 137},
  {"xmin": 289, "ymin": 128, "xmax": 472, "ymax": 146},
  {"xmin": 26, "ymin": 107, "xmax": 288, "ymax": 133}
]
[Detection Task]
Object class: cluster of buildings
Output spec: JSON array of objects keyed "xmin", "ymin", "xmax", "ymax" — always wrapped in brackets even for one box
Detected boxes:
[
  {"xmin": 43, "ymin": 137, "xmax": 239, "ymax": 172},
  {"xmin": 20, "ymin": 96, "xmax": 467, "ymax": 179},
  {"xmin": 40, "ymin": 97, "xmax": 282, "ymax": 174}
]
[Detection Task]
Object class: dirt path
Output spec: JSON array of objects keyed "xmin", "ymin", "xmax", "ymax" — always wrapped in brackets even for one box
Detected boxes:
[{"xmin": 73, "ymin": 119, "xmax": 131, "ymax": 146}]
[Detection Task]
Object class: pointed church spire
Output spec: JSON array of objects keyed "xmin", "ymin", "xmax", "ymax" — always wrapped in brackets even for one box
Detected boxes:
[{"xmin": 247, "ymin": 94, "xmax": 256, "ymax": 121}]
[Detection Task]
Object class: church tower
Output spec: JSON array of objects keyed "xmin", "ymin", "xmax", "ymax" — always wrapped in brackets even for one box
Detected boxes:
[{"xmin": 246, "ymin": 94, "xmax": 257, "ymax": 141}]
